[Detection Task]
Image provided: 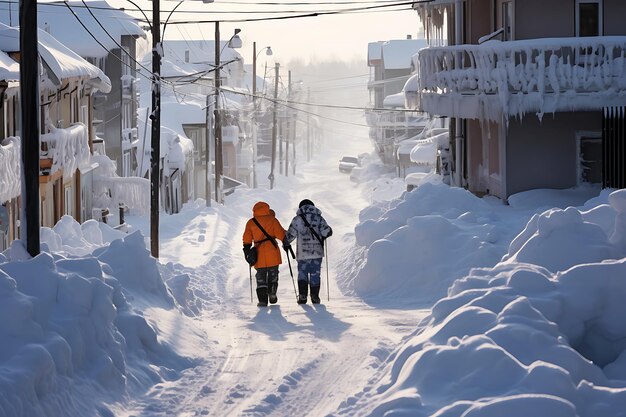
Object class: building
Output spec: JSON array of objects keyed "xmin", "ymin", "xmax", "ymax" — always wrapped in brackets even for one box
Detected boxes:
[
  {"xmin": 0, "ymin": 25, "xmax": 111, "ymax": 230},
  {"xmin": 412, "ymin": 0, "xmax": 626, "ymax": 199},
  {"xmin": 366, "ymin": 38, "xmax": 430, "ymax": 165},
  {"xmin": 0, "ymin": 1, "xmax": 147, "ymax": 178}
]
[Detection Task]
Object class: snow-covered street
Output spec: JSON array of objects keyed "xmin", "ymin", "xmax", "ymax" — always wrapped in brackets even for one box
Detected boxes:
[{"xmin": 118, "ymin": 130, "xmax": 427, "ymax": 417}]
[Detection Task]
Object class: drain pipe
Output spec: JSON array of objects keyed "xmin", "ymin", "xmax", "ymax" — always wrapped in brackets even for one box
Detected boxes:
[{"xmin": 454, "ymin": 0, "xmax": 465, "ymax": 187}]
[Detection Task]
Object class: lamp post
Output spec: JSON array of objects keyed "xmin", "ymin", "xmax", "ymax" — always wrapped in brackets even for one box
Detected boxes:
[
  {"xmin": 252, "ymin": 42, "xmax": 272, "ymax": 188},
  {"xmin": 214, "ymin": 25, "xmax": 242, "ymax": 204}
]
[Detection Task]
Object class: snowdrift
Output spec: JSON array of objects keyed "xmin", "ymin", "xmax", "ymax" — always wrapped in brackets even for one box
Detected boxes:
[
  {"xmin": 0, "ymin": 217, "xmax": 197, "ymax": 416},
  {"xmin": 349, "ymin": 181, "xmax": 523, "ymax": 304},
  {"xmin": 335, "ymin": 189, "xmax": 626, "ymax": 417}
]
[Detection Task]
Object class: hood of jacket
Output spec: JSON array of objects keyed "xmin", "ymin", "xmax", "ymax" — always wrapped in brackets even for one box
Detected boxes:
[
  {"xmin": 253, "ymin": 201, "xmax": 273, "ymax": 218},
  {"xmin": 297, "ymin": 204, "xmax": 321, "ymax": 217}
]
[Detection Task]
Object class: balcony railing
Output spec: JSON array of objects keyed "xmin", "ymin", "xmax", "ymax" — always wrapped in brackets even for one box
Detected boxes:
[{"xmin": 417, "ymin": 36, "xmax": 626, "ymax": 120}]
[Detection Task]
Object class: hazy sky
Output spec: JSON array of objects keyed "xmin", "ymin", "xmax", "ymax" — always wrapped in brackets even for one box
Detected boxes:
[{"xmin": 108, "ymin": 0, "xmax": 420, "ymax": 65}]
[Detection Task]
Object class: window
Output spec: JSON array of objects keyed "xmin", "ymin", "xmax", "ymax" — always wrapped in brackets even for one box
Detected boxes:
[
  {"xmin": 64, "ymin": 186, "xmax": 73, "ymax": 216},
  {"xmin": 122, "ymin": 151, "xmax": 131, "ymax": 177},
  {"xmin": 496, "ymin": 0, "xmax": 514, "ymax": 41},
  {"xmin": 576, "ymin": 0, "xmax": 602, "ymax": 37},
  {"xmin": 502, "ymin": 1, "xmax": 513, "ymax": 41},
  {"xmin": 577, "ymin": 132, "xmax": 602, "ymax": 184}
]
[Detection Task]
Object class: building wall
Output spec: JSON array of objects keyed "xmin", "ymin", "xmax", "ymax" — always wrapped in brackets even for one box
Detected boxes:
[
  {"xmin": 604, "ymin": 0, "xmax": 626, "ymax": 35},
  {"xmin": 466, "ymin": 0, "xmax": 491, "ymax": 44},
  {"xmin": 383, "ymin": 68, "xmax": 411, "ymax": 100},
  {"xmin": 515, "ymin": 0, "xmax": 574, "ymax": 39},
  {"xmin": 515, "ymin": 0, "xmax": 626, "ymax": 39},
  {"xmin": 93, "ymin": 49, "xmax": 123, "ymax": 174},
  {"xmin": 506, "ymin": 111, "xmax": 601, "ymax": 197}
]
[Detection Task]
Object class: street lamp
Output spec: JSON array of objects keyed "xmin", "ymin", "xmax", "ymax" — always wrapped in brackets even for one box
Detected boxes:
[
  {"xmin": 213, "ymin": 25, "xmax": 242, "ymax": 204},
  {"xmin": 252, "ymin": 43, "xmax": 272, "ymax": 188},
  {"xmin": 150, "ymin": 0, "xmax": 214, "ymax": 258}
]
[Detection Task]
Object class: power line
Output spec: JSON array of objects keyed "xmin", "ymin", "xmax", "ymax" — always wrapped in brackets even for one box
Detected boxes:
[
  {"xmin": 222, "ymin": 86, "xmax": 419, "ymax": 113},
  {"xmin": 157, "ymin": 6, "xmax": 417, "ymax": 25}
]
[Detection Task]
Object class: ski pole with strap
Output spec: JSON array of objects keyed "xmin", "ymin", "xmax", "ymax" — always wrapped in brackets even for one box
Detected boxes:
[
  {"xmin": 249, "ymin": 265, "xmax": 253, "ymax": 304},
  {"xmin": 325, "ymin": 240, "xmax": 330, "ymax": 302},
  {"xmin": 285, "ymin": 246, "xmax": 298, "ymax": 300}
]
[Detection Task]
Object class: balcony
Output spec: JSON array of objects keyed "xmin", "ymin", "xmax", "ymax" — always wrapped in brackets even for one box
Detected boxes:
[{"xmin": 417, "ymin": 36, "xmax": 626, "ymax": 121}]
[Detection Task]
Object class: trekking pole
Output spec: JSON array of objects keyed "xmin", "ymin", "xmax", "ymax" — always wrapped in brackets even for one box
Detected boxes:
[
  {"xmin": 285, "ymin": 246, "xmax": 298, "ymax": 300},
  {"xmin": 249, "ymin": 265, "xmax": 253, "ymax": 304},
  {"xmin": 325, "ymin": 241, "xmax": 330, "ymax": 302}
]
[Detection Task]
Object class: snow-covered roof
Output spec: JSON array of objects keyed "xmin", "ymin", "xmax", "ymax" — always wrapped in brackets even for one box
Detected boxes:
[
  {"xmin": 159, "ymin": 58, "xmax": 199, "ymax": 79},
  {"xmin": 0, "ymin": 1, "xmax": 146, "ymax": 59},
  {"xmin": 382, "ymin": 39, "xmax": 429, "ymax": 70},
  {"xmin": 367, "ymin": 41, "xmax": 383, "ymax": 65},
  {"xmin": 383, "ymin": 92, "xmax": 406, "ymax": 108},
  {"xmin": 404, "ymin": 73, "xmax": 419, "ymax": 93},
  {"xmin": 0, "ymin": 50, "xmax": 18, "ymax": 82},
  {"xmin": 0, "ymin": 25, "xmax": 111, "ymax": 92},
  {"xmin": 163, "ymin": 40, "xmax": 242, "ymax": 67}
]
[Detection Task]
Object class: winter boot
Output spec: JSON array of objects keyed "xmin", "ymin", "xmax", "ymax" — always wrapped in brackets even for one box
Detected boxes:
[
  {"xmin": 257, "ymin": 287, "xmax": 268, "ymax": 307},
  {"xmin": 297, "ymin": 281, "xmax": 308, "ymax": 304},
  {"xmin": 269, "ymin": 283, "xmax": 278, "ymax": 304},
  {"xmin": 310, "ymin": 286, "xmax": 321, "ymax": 304}
]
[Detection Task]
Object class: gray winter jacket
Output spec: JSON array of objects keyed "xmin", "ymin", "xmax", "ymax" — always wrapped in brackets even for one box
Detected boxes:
[{"xmin": 285, "ymin": 205, "xmax": 332, "ymax": 260}]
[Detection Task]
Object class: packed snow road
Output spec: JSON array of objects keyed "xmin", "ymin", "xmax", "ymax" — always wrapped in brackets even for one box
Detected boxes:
[{"xmin": 122, "ymin": 133, "xmax": 427, "ymax": 416}]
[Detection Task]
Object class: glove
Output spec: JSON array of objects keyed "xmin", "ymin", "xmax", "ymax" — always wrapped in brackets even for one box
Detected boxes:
[
  {"xmin": 282, "ymin": 238, "xmax": 291, "ymax": 252},
  {"xmin": 243, "ymin": 244, "xmax": 256, "ymax": 266},
  {"xmin": 325, "ymin": 227, "xmax": 333, "ymax": 239}
]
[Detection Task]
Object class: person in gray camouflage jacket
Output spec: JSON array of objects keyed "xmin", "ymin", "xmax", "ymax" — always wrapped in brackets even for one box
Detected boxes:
[{"xmin": 283, "ymin": 199, "xmax": 333, "ymax": 304}]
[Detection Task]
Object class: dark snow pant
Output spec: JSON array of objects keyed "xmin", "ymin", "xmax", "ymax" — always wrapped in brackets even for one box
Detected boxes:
[
  {"xmin": 297, "ymin": 258, "xmax": 322, "ymax": 302},
  {"xmin": 256, "ymin": 266, "xmax": 279, "ymax": 303},
  {"xmin": 297, "ymin": 258, "xmax": 322, "ymax": 286}
]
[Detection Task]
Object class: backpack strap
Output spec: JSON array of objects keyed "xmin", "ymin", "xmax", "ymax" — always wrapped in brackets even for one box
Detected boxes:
[
  {"xmin": 299, "ymin": 214, "xmax": 324, "ymax": 246},
  {"xmin": 252, "ymin": 217, "xmax": 278, "ymax": 248}
]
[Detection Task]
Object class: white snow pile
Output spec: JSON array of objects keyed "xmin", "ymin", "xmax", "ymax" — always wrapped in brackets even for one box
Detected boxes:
[
  {"xmin": 335, "ymin": 189, "xmax": 626, "ymax": 417},
  {"xmin": 346, "ymin": 180, "xmax": 515, "ymax": 304},
  {"xmin": 0, "ymin": 137, "xmax": 21, "ymax": 202},
  {"xmin": 0, "ymin": 218, "xmax": 200, "ymax": 417},
  {"xmin": 92, "ymin": 153, "xmax": 151, "ymax": 217}
]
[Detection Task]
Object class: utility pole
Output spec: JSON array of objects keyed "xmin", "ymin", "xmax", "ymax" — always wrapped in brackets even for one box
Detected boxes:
[
  {"xmin": 150, "ymin": 0, "xmax": 161, "ymax": 258},
  {"xmin": 285, "ymin": 70, "xmax": 291, "ymax": 177},
  {"xmin": 214, "ymin": 21, "xmax": 223, "ymax": 204},
  {"xmin": 290, "ymin": 72, "xmax": 296, "ymax": 175},
  {"xmin": 19, "ymin": 0, "xmax": 40, "ymax": 257},
  {"xmin": 205, "ymin": 95, "xmax": 212, "ymax": 206},
  {"xmin": 307, "ymin": 87, "xmax": 311, "ymax": 162},
  {"xmin": 252, "ymin": 41, "xmax": 257, "ymax": 188},
  {"xmin": 269, "ymin": 63, "xmax": 279, "ymax": 190}
]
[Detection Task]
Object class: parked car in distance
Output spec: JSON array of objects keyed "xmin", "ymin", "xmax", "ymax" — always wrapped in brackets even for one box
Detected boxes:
[
  {"xmin": 350, "ymin": 166, "xmax": 363, "ymax": 183},
  {"xmin": 339, "ymin": 156, "xmax": 360, "ymax": 173}
]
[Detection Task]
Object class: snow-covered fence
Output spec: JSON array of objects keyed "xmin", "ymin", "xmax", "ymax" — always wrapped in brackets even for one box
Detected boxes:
[
  {"xmin": 40, "ymin": 123, "xmax": 90, "ymax": 178},
  {"xmin": 0, "ymin": 137, "xmax": 21, "ymax": 202},
  {"xmin": 418, "ymin": 36, "xmax": 626, "ymax": 119},
  {"xmin": 93, "ymin": 176, "xmax": 150, "ymax": 216}
]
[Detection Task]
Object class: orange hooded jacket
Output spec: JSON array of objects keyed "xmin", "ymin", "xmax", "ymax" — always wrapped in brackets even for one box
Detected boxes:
[{"xmin": 243, "ymin": 202, "xmax": 286, "ymax": 269}]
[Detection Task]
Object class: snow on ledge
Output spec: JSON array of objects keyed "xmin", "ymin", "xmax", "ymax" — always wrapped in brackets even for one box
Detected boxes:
[
  {"xmin": 417, "ymin": 36, "xmax": 626, "ymax": 120},
  {"xmin": 41, "ymin": 123, "xmax": 91, "ymax": 179},
  {"xmin": 0, "ymin": 137, "xmax": 21, "ymax": 202}
]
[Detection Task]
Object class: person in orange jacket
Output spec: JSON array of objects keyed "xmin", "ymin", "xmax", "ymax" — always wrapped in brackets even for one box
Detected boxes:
[{"xmin": 242, "ymin": 201, "xmax": 287, "ymax": 306}]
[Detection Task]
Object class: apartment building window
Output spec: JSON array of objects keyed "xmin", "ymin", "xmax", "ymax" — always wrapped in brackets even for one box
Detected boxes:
[{"xmin": 576, "ymin": 0, "xmax": 603, "ymax": 37}]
